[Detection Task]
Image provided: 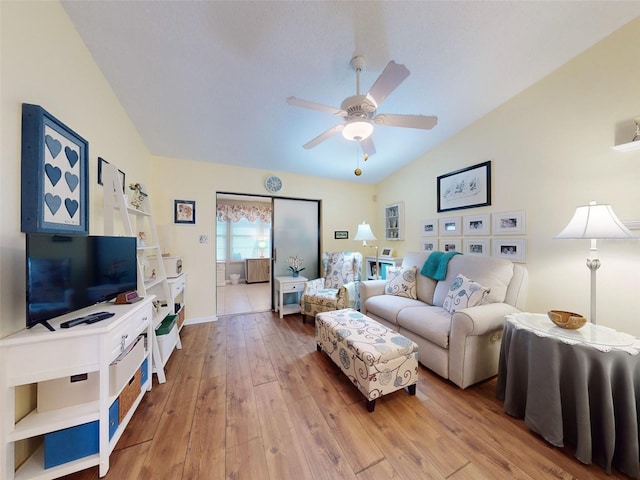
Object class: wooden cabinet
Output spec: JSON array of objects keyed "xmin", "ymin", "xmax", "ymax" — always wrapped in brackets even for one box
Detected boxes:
[
  {"xmin": 245, "ymin": 258, "xmax": 270, "ymax": 283},
  {"xmin": 0, "ymin": 298, "xmax": 154, "ymax": 479},
  {"xmin": 384, "ymin": 202, "xmax": 404, "ymax": 240}
]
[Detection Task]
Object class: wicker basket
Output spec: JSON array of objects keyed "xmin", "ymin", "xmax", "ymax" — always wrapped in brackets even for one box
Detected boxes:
[
  {"xmin": 547, "ymin": 310, "xmax": 586, "ymax": 330},
  {"xmin": 118, "ymin": 369, "xmax": 141, "ymax": 422}
]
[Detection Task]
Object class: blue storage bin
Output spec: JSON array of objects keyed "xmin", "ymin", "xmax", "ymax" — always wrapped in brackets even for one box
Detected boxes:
[
  {"xmin": 109, "ymin": 399, "xmax": 119, "ymax": 440},
  {"xmin": 140, "ymin": 358, "xmax": 149, "ymax": 386},
  {"xmin": 44, "ymin": 421, "xmax": 98, "ymax": 468}
]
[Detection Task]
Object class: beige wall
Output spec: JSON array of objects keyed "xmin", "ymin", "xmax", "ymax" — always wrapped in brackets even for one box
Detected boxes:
[
  {"xmin": 149, "ymin": 156, "xmax": 376, "ymax": 321},
  {"xmin": 376, "ymin": 18, "xmax": 640, "ymax": 335},
  {"xmin": 0, "ymin": 1, "xmax": 152, "ymax": 339}
]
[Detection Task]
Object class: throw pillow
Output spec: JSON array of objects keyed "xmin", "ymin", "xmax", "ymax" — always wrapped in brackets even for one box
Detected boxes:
[
  {"xmin": 385, "ymin": 267, "xmax": 417, "ymax": 299},
  {"xmin": 443, "ymin": 274, "xmax": 490, "ymax": 314}
]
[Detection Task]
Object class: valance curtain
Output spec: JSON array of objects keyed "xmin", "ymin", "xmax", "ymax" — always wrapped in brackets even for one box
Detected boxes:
[{"xmin": 216, "ymin": 204, "xmax": 271, "ymax": 223}]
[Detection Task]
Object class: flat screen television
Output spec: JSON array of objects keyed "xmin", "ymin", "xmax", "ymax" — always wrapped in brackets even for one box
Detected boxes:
[{"xmin": 26, "ymin": 234, "xmax": 137, "ymax": 331}]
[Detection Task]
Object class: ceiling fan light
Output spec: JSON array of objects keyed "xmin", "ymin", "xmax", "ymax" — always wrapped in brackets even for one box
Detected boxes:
[{"xmin": 342, "ymin": 120, "xmax": 373, "ymax": 141}]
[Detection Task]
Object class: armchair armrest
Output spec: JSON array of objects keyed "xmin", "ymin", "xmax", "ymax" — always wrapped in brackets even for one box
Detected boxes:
[
  {"xmin": 336, "ymin": 281, "xmax": 360, "ymax": 310},
  {"xmin": 302, "ymin": 277, "xmax": 325, "ymax": 296}
]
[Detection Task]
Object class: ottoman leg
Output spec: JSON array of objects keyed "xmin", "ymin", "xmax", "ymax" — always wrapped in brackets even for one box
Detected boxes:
[
  {"xmin": 316, "ymin": 344, "xmax": 322, "ymax": 352},
  {"xmin": 408, "ymin": 384, "xmax": 417, "ymax": 396},
  {"xmin": 366, "ymin": 399, "xmax": 376, "ymax": 412}
]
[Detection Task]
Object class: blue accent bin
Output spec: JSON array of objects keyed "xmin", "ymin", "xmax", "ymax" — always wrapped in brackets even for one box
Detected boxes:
[
  {"xmin": 109, "ymin": 399, "xmax": 119, "ymax": 440},
  {"xmin": 44, "ymin": 421, "xmax": 98, "ymax": 468},
  {"xmin": 140, "ymin": 358, "xmax": 149, "ymax": 386}
]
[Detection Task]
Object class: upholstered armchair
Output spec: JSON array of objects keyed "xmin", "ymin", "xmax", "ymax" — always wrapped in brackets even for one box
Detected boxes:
[{"xmin": 300, "ymin": 251, "xmax": 363, "ymax": 322}]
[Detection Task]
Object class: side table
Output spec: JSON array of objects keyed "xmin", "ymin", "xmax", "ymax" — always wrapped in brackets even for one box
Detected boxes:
[{"xmin": 274, "ymin": 275, "xmax": 307, "ymax": 318}]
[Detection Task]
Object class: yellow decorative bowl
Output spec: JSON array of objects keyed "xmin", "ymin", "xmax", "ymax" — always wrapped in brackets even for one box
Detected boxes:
[{"xmin": 547, "ymin": 310, "xmax": 587, "ymax": 330}]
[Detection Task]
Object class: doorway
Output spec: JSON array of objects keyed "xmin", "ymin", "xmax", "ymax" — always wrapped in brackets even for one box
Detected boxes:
[{"xmin": 215, "ymin": 193, "xmax": 320, "ymax": 316}]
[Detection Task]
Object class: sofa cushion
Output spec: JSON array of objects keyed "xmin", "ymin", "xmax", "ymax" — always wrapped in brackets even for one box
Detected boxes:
[
  {"xmin": 396, "ymin": 306, "xmax": 452, "ymax": 349},
  {"xmin": 433, "ymin": 254, "xmax": 514, "ymax": 307},
  {"xmin": 401, "ymin": 252, "xmax": 437, "ymax": 305},
  {"xmin": 385, "ymin": 266, "xmax": 417, "ymax": 299},
  {"xmin": 363, "ymin": 294, "xmax": 425, "ymax": 326},
  {"xmin": 442, "ymin": 274, "xmax": 490, "ymax": 314}
]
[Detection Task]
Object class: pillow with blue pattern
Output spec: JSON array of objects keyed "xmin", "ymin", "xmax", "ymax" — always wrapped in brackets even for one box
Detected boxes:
[
  {"xmin": 384, "ymin": 267, "xmax": 417, "ymax": 299},
  {"xmin": 443, "ymin": 274, "xmax": 490, "ymax": 314}
]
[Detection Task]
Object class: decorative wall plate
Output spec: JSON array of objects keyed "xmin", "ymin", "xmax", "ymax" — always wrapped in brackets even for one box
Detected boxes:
[{"xmin": 265, "ymin": 175, "xmax": 283, "ymax": 193}]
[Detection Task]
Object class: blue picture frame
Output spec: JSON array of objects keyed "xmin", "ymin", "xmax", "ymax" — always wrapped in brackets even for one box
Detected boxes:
[{"xmin": 21, "ymin": 104, "xmax": 89, "ymax": 234}]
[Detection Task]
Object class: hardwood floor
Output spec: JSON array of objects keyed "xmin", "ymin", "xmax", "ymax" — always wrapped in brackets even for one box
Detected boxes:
[{"xmin": 63, "ymin": 312, "xmax": 626, "ymax": 480}]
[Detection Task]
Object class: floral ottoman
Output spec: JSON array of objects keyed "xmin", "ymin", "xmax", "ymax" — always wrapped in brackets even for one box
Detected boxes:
[{"xmin": 315, "ymin": 308, "xmax": 419, "ymax": 412}]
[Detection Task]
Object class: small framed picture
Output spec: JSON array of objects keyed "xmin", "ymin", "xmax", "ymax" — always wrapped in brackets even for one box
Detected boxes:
[
  {"xmin": 380, "ymin": 247, "xmax": 394, "ymax": 257},
  {"xmin": 439, "ymin": 216, "xmax": 461, "ymax": 236},
  {"xmin": 493, "ymin": 210, "xmax": 526, "ymax": 235},
  {"xmin": 174, "ymin": 199, "xmax": 196, "ymax": 224},
  {"xmin": 97, "ymin": 157, "xmax": 125, "ymax": 192},
  {"xmin": 422, "ymin": 241, "xmax": 436, "ymax": 252},
  {"xmin": 334, "ymin": 230, "xmax": 348, "ymax": 239},
  {"xmin": 439, "ymin": 238, "xmax": 461, "ymax": 253},
  {"xmin": 463, "ymin": 238, "xmax": 490, "ymax": 256},
  {"xmin": 493, "ymin": 238, "xmax": 526, "ymax": 263},
  {"xmin": 463, "ymin": 214, "xmax": 490, "ymax": 236},
  {"xmin": 421, "ymin": 219, "xmax": 438, "ymax": 237}
]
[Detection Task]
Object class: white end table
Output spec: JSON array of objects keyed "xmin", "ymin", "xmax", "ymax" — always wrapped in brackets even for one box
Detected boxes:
[{"xmin": 274, "ymin": 275, "xmax": 307, "ymax": 318}]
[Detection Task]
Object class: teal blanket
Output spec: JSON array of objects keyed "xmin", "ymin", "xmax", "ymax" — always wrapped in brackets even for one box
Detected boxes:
[{"xmin": 420, "ymin": 251, "xmax": 461, "ymax": 280}]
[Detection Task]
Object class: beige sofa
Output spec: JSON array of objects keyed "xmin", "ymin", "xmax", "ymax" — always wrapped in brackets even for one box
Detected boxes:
[{"xmin": 359, "ymin": 252, "xmax": 528, "ymax": 389}]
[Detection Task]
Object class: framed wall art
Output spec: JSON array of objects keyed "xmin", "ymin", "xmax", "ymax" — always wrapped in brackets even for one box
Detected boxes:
[
  {"xmin": 493, "ymin": 210, "xmax": 526, "ymax": 235},
  {"xmin": 463, "ymin": 238, "xmax": 490, "ymax": 256},
  {"xmin": 380, "ymin": 247, "xmax": 394, "ymax": 257},
  {"xmin": 422, "ymin": 240, "xmax": 436, "ymax": 252},
  {"xmin": 421, "ymin": 219, "xmax": 438, "ymax": 237},
  {"xmin": 174, "ymin": 199, "xmax": 196, "ymax": 224},
  {"xmin": 97, "ymin": 157, "xmax": 125, "ymax": 192},
  {"xmin": 493, "ymin": 238, "xmax": 526, "ymax": 263},
  {"xmin": 437, "ymin": 160, "xmax": 491, "ymax": 212},
  {"xmin": 463, "ymin": 213, "xmax": 491, "ymax": 236},
  {"xmin": 21, "ymin": 104, "xmax": 89, "ymax": 234},
  {"xmin": 439, "ymin": 238, "xmax": 461, "ymax": 253},
  {"xmin": 334, "ymin": 230, "xmax": 348, "ymax": 239},
  {"xmin": 439, "ymin": 216, "xmax": 461, "ymax": 236}
]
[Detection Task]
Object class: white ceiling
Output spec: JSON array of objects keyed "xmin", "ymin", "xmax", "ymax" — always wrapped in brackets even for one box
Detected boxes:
[{"xmin": 61, "ymin": 1, "xmax": 640, "ymax": 184}]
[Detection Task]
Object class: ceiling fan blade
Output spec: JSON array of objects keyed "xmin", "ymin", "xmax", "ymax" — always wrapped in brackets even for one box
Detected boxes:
[
  {"xmin": 374, "ymin": 114, "xmax": 438, "ymax": 130},
  {"xmin": 287, "ymin": 96, "xmax": 346, "ymax": 116},
  {"xmin": 360, "ymin": 136, "xmax": 376, "ymax": 157},
  {"xmin": 303, "ymin": 124, "xmax": 345, "ymax": 149},
  {"xmin": 366, "ymin": 61, "xmax": 410, "ymax": 106}
]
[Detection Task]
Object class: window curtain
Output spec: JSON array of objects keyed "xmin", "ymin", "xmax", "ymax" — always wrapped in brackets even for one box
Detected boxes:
[{"xmin": 216, "ymin": 204, "xmax": 272, "ymax": 223}]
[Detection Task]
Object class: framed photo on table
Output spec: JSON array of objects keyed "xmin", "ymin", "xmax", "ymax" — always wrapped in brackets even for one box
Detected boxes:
[
  {"xmin": 20, "ymin": 103, "xmax": 89, "ymax": 234},
  {"xmin": 380, "ymin": 247, "xmax": 394, "ymax": 257}
]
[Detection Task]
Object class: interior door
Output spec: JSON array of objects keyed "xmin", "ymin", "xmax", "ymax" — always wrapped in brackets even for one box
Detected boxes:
[{"xmin": 272, "ymin": 198, "xmax": 320, "ymax": 285}]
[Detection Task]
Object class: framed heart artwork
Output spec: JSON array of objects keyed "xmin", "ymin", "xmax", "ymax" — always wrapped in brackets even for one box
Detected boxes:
[{"xmin": 21, "ymin": 104, "xmax": 89, "ymax": 234}]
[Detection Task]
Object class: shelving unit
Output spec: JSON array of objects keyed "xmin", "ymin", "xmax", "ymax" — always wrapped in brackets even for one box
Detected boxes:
[
  {"xmin": 384, "ymin": 202, "xmax": 404, "ymax": 240},
  {"xmin": 365, "ymin": 256, "xmax": 403, "ymax": 280},
  {"xmin": 0, "ymin": 299, "xmax": 154, "ymax": 479},
  {"xmin": 102, "ymin": 164, "xmax": 181, "ymax": 384},
  {"xmin": 612, "ymin": 140, "xmax": 640, "ymax": 152}
]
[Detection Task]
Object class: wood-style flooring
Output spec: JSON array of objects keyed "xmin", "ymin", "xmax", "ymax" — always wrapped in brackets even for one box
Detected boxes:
[{"xmin": 62, "ymin": 311, "xmax": 626, "ymax": 480}]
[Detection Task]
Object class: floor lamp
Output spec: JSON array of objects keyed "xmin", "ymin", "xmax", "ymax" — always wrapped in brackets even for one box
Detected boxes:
[
  {"xmin": 555, "ymin": 201, "xmax": 634, "ymax": 325},
  {"xmin": 354, "ymin": 221, "xmax": 378, "ymax": 279}
]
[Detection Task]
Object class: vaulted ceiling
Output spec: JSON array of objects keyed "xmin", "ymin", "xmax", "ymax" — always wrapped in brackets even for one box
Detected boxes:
[{"xmin": 61, "ymin": 1, "xmax": 640, "ymax": 183}]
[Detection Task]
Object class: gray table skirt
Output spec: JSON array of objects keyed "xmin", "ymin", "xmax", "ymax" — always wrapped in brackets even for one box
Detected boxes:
[{"xmin": 496, "ymin": 320, "xmax": 640, "ymax": 478}]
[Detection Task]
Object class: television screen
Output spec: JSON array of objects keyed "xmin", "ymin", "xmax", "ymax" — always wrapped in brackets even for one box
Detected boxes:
[{"xmin": 26, "ymin": 234, "xmax": 137, "ymax": 330}]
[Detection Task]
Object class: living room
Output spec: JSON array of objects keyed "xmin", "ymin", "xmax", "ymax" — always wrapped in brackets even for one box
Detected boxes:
[{"xmin": 2, "ymin": 1, "xmax": 640, "ymax": 478}]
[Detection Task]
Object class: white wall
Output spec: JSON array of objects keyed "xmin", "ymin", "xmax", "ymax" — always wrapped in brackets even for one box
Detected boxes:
[
  {"xmin": 376, "ymin": 18, "xmax": 640, "ymax": 335},
  {"xmin": 0, "ymin": 1, "xmax": 153, "ymax": 338}
]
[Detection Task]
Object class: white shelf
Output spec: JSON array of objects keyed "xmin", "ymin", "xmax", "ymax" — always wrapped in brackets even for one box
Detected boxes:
[
  {"xmin": 612, "ymin": 140, "xmax": 640, "ymax": 152},
  {"xmin": 10, "ymin": 401, "xmax": 99, "ymax": 442}
]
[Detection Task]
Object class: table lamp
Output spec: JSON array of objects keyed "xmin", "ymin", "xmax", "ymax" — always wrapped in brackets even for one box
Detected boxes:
[
  {"xmin": 555, "ymin": 201, "xmax": 634, "ymax": 325},
  {"xmin": 354, "ymin": 221, "xmax": 379, "ymax": 279}
]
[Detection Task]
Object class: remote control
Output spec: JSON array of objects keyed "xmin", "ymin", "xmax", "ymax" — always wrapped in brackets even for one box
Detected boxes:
[{"xmin": 60, "ymin": 311, "xmax": 115, "ymax": 328}]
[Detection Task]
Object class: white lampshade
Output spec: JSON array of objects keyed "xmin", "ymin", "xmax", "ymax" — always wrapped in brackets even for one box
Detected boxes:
[
  {"xmin": 354, "ymin": 221, "xmax": 377, "ymax": 242},
  {"xmin": 342, "ymin": 120, "xmax": 373, "ymax": 141},
  {"xmin": 555, "ymin": 201, "xmax": 634, "ymax": 240}
]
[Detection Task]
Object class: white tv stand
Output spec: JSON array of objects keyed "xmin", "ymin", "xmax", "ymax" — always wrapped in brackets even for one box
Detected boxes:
[{"xmin": 0, "ymin": 297, "xmax": 155, "ymax": 479}]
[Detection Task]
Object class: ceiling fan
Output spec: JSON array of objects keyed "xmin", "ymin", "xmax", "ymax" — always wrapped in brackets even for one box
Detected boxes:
[{"xmin": 287, "ymin": 56, "xmax": 438, "ymax": 157}]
